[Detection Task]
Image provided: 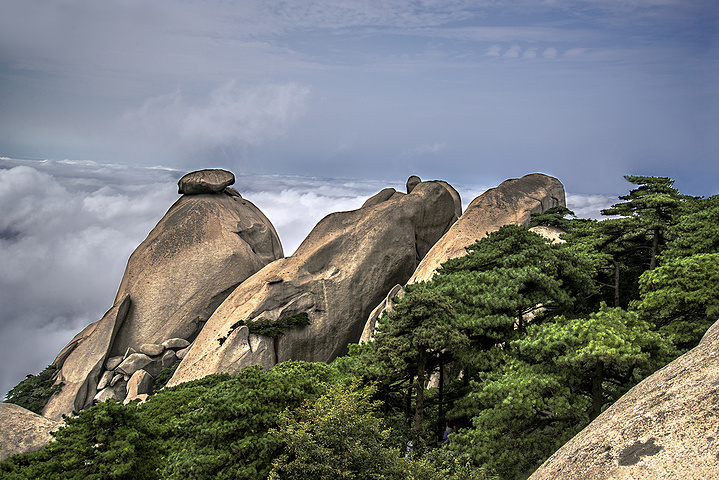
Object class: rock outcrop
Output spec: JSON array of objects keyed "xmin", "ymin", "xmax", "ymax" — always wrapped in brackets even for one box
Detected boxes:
[
  {"xmin": 360, "ymin": 174, "xmax": 565, "ymax": 342},
  {"xmin": 0, "ymin": 403, "xmax": 62, "ymax": 461},
  {"xmin": 43, "ymin": 296, "xmax": 130, "ymax": 421},
  {"xmin": 409, "ymin": 173, "xmax": 565, "ymax": 283},
  {"xmin": 528, "ymin": 320, "xmax": 719, "ymax": 480},
  {"xmin": 168, "ymin": 179, "xmax": 458, "ymax": 386},
  {"xmin": 177, "ymin": 169, "xmax": 236, "ymax": 194},
  {"xmin": 43, "ymin": 169, "xmax": 283, "ymax": 420}
]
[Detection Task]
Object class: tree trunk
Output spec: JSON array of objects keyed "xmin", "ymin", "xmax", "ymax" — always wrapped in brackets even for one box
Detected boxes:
[
  {"xmin": 414, "ymin": 357, "xmax": 426, "ymax": 432},
  {"xmin": 613, "ymin": 260, "xmax": 621, "ymax": 307},
  {"xmin": 437, "ymin": 362, "xmax": 444, "ymax": 442},
  {"xmin": 650, "ymin": 226, "xmax": 660, "ymax": 270},
  {"xmin": 589, "ymin": 361, "xmax": 604, "ymax": 420}
]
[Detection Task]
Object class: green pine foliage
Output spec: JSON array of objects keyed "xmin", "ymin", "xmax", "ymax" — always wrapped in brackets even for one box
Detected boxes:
[
  {"xmin": 634, "ymin": 253, "xmax": 719, "ymax": 352},
  {"xmin": 4, "ymin": 364, "xmax": 63, "ymax": 414},
  {"xmin": 219, "ymin": 312, "xmax": 310, "ymax": 344}
]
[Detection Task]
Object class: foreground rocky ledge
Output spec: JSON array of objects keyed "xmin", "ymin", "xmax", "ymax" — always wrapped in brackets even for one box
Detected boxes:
[{"xmin": 529, "ymin": 319, "xmax": 719, "ymax": 480}]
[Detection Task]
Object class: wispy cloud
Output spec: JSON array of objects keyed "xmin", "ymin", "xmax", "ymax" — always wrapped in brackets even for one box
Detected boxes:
[
  {"xmin": 543, "ymin": 47, "xmax": 558, "ymax": 58},
  {"xmin": 504, "ymin": 44, "xmax": 522, "ymax": 58},
  {"xmin": 121, "ymin": 82, "xmax": 310, "ymax": 158},
  {"xmin": 401, "ymin": 142, "xmax": 447, "ymax": 157}
]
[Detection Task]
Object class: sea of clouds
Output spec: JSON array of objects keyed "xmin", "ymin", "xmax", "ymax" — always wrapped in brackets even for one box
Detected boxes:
[{"xmin": 0, "ymin": 157, "xmax": 614, "ymax": 398}]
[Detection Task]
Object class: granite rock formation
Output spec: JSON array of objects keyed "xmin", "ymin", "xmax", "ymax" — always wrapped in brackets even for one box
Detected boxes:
[
  {"xmin": 528, "ymin": 319, "xmax": 719, "ymax": 480},
  {"xmin": 177, "ymin": 169, "xmax": 236, "ymax": 194},
  {"xmin": 42, "ymin": 169, "xmax": 283, "ymax": 420},
  {"xmin": 409, "ymin": 173, "xmax": 565, "ymax": 283},
  {"xmin": 0, "ymin": 403, "xmax": 62, "ymax": 461},
  {"xmin": 168, "ymin": 179, "xmax": 458, "ymax": 386},
  {"xmin": 360, "ymin": 174, "xmax": 565, "ymax": 342}
]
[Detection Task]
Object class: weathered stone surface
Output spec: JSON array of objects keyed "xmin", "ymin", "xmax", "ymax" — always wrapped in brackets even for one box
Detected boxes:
[
  {"xmin": 175, "ymin": 346, "xmax": 190, "ymax": 360},
  {"xmin": 360, "ymin": 284, "xmax": 404, "ymax": 343},
  {"xmin": 162, "ymin": 338, "xmax": 190, "ymax": 350},
  {"xmin": 435, "ymin": 180, "xmax": 463, "ymax": 219},
  {"xmin": 177, "ymin": 169, "xmax": 235, "ymax": 195},
  {"xmin": 42, "ymin": 295, "xmax": 130, "ymax": 421},
  {"xmin": 139, "ymin": 343, "xmax": 164, "ymax": 356},
  {"xmin": 124, "ymin": 393, "xmax": 149, "ymax": 405},
  {"xmin": 126, "ymin": 370, "xmax": 154, "ymax": 398},
  {"xmin": 115, "ymin": 353, "xmax": 152, "ymax": 376},
  {"xmin": 105, "ymin": 356, "xmax": 123, "ymax": 370},
  {"xmin": 409, "ymin": 173, "xmax": 565, "ymax": 283},
  {"xmin": 528, "ymin": 320, "xmax": 719, "ymax": 480},
  {"xmin": 168, "ymin": 180, "xmax": 457, "ymax": 386},
  {"xmin": 109, "ymin": 374, "xmax": 124, "ymax": 387},
  {"xmin": 406, "ymin": 175, "xmax": 421, "ymax": 193},
  {"xmin": 92, "ymin": 379, "xmax": 127, "ymax": 405},
  {"xmin": 144, "ymin": 349, "xmax": 177, "ymax": 377},
  {"xmin": 108, "ymin": 180, "xmax": 283, "ymax": 357},
  {"xmin": 0, "ymin": 403, "xmax": 62, "ymax": 461},
  {"xmin": 96, "ymin": 370, "xmax": 115, "ymax": 390},
  {"xmin": 529, "ymin": 225, "xmax": 566, "ymax": 243}
]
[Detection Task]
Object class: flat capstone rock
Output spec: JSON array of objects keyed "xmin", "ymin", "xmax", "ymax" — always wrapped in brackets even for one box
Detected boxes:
[{"xmin": 178, "ymin": 169, "xmax": 235, "ymax": 195}]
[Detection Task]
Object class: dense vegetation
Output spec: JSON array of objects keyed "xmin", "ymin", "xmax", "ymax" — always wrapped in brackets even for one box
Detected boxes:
[{"xmin": 3, "ymin": 176, "xmax": 718, "ymax": 479}]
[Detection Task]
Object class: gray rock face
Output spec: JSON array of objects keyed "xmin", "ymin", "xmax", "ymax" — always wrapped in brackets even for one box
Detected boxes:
[
  {"xmin": 168, "ymin": 180, "xmax": 457, "ymax": 386},
  {"xmin": 162, "ymin": 338, "xmax": 190, "ymax": 350},
  {"xmin": 92, "ymin": 379, "xmax": 127, "ymax": 405},
  {"xmin": 0, "ymin": 403, "xmax": 63, "ymax": 461},
  {"xmin": 409, "ymin": 173, "xmax": 565, "ymax": 283},
  {"xmin": 139, "ymin": 343, "xmax": 164, "ymax": 356},
  {"xmin": 42, "ymin": 295, "xmax": 130, "ymax": 421},
  {"xmin": 43, "ymin": 170, "xmax": 283, "ymax": 420},
  {"xmin": 126, "ymin": 370, "xmax": 154, "ymax": 399},
  {"xmin": 360, "ymin": 284, "xmax": 404, "ymax": 343},
  {"xmin": 115, "ymin": 353, "xmax": 153, "ymax": 376},
  {"xmin": 178, "ymin": 169, "xmax": 235, "ymax": 195},
  {"xmin": 528, "ymin": 320, "xmax": 719, "ymax": 480},
  {"xmin": 109, "ymin": 185, "xmax": 283, "ymax": 356}
]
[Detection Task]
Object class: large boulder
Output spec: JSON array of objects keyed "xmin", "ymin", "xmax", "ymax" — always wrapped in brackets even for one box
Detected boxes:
[
  {"xmin": 0, "ymin": 403, "xmax": 62, "ymax": 461},
  {"xmin": 42, "ymin": 296, "xmax": 130, "ymax": 421},
  {"xmin": 43, "ymin": 169, "xmax": 283, "ymax": 419},
  {"xmin": 528, "ymin": 320, "xmax": 719, "ymax": 480},
  {"xmin": 409, "ymin": 173, "xmax": 565, "ymax": 283},
  {"xmin": 177, "ymin": 168, "xmax": 235, "ymax": 194},
  {"xmin": 109, "ymin": 176, "xmax": 283, "ymax": 354},
  {"xmin": 168, "ymin": 180, "xmax": 457, "ymax": 386}
]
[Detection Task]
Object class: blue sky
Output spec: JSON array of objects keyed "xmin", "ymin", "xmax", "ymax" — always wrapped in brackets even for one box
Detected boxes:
[
  {"xmin": 1, "ymin": 0, "xmax": 717, "ymax": 195},
  {"xmin": 0, "ymin": 0, "xmax": 717, "ymax": 396}
]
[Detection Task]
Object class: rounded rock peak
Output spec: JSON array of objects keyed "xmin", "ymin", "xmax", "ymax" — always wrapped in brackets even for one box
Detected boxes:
[
  {"xmin": 178, "ymin": 169, "xmax": 235, "ymax": 195},
  {"xmin": 406, "ymin": 175, "xmax": 422, "ymax": 193}
]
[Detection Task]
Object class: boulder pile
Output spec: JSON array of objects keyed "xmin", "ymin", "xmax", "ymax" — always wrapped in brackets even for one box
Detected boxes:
[{"xmin": 93, "ymin": 337, "xmax": 191, "ymax": 405}]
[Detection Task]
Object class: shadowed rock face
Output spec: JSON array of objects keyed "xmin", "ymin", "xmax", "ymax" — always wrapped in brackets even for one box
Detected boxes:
[
  {"xmin": 109, "ymin": 190, "xmax": 283, "ymax": 354},
  {"xmin": 168, "ymin": 180, "xmax": 457, "ymax": 386},
  {"xmin": 528, "ymin": 320, "xmax": 719, "ymax": 480},
  {"xmin": 0, "ymin": 403, "xmax": 63, "ymax": 461},
  {"xmin": 409, "ymin": 173, "xmax": 565, "ymax": 283},
  {"xmin": 42, "ymin": 170, "xmax": 283, "ymax": 420},
  {"xmin": 43, "ymin": 296, "xmax": 130, "ymax": 421}
]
